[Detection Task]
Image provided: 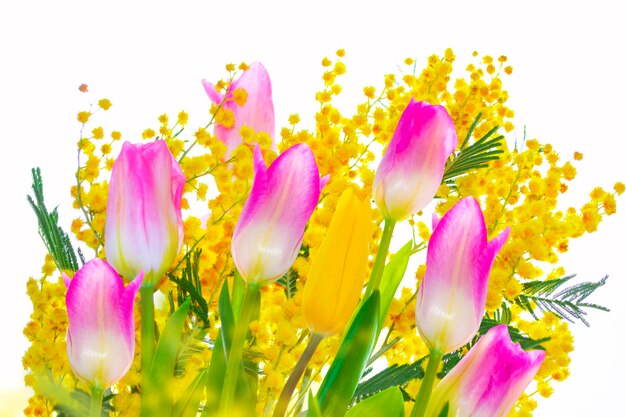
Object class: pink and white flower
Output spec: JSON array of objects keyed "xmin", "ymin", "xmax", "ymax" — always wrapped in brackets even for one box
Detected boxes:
[
  {"xmin": 105, "ymin": 140, "xmax": 185, "ymax": 285},
  {"xmin": 64, "ymin": 259, "xmax": 142, "ymax": 388},
  {"xmin": 203, "ymin": 61, "xmax": 275, "ymax": 154},
  {"xmin": 415, "ymin": 197, "xmax": 509, "ymax": 353},
  {"xmin": 231, "ymin": 144, "xmax": 327, "ymax": 285},
  {"xmin": 426, "ymin": 325, "xmax": 545, "ymax": 417},
  {"xmin": 373, "ymin": 99, "xmax": 457, "ymax": 221}
]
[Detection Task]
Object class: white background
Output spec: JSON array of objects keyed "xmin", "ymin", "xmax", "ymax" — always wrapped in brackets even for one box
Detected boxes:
[{"xmin": 1, "ymin": 1, "xmax": 624, "ymax": 415}]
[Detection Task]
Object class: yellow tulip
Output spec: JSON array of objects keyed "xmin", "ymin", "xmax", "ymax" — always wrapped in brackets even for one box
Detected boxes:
[{"xmin": 302, "ymin": 188, "xmax": 372, "ymax": 336}]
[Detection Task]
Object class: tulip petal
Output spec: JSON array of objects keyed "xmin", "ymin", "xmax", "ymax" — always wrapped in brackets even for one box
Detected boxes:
[
  {"xmin": 66, "ymin": 259, "xmax": 124, "ymax": 338},
  {"xmin": 427, "ymin": 325, "xmax": 545, "ymax": 417},
  {"xmin": 232, "ymin": 144, "xmax": 322, "ymax": 284},
  {"xmin": 475, "ymin": 226, "xmax": 510, "ymax": 306},
  {"xmin": 118, "ymin": 272, "xmax": 143, "ymax": 351},
  {"xmin": 232, "ymin": 145, "xmax": 269, "ymax": 235},
  {"xmin": 302, "ymin": 189, "xmax": 371, "ymax": 335},
  {"xmin": 65, "ymin": 259, "xmax": 139, "ymax": 388},
  {"xmin": 416, "ymin": 198, "xmax": 485, "ymax": 351},
  {"xmin": 201, "ymin": 80, "xmax": 223, "ymax": 104},
  {"xmin": 415, "ymin": 197, "xmax": 508, "ymax": 353},
  {"xmin": 431, "ymin": 213, "xmax": 440, "ymax": 231},
  {"xmin": 373, "ymin": 99, "xmax": 457, "ymax": 220},
  {"xmin": 105, "ymin": 140, "xmax": 185, "ymax": 284},
  {"xmin": 62, "ymin": 272, "xmax": 71, "ymax": 288},
  {"xmin": 204, "ymin": 62, "xmax": 276, "ymax": 153}
]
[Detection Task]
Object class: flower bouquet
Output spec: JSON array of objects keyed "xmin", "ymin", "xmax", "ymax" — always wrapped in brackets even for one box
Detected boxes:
[{"xmin": 23, "ymin": 50, "xmax": 622, "ymax": 417}]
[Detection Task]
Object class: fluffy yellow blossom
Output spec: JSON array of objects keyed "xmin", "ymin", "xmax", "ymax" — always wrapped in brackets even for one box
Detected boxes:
[
  {"xmin": 142, "ymin": 128, "xmax": 156, "ymax": 139},
  {"xmin": 98, "ymin": 98, "xmax": 112, "ymax": 110},
  {"xmin": 77, "ymin": 111, "xmax": 90, "ymax": 123},
  {"xmin": 232, "ymin": 88, "xmax": 248, "ymax": 106},
  {"xmin": 91, "ymin": 126, "xmax": 104, "ymax": 139}
]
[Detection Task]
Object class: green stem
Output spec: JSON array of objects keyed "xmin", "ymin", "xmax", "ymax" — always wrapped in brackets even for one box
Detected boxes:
[
  {"xmin": 410, "ymin": 349, "xmax": 443, "ymax": 417},
  {"xmin": 273, "ymin": 333, "xmax": 324, "ymax": 417},
  {"xmin": 140, "ymin": 285, "xmax": 156, "ymax": 373},
  {"xmin": 139, "ymin": 285, "xmax": 155, "ymax": 417},
  {"xmin": 219, "ymin": 282, "xmax": 260, "ymax": 415},
  {"xmin": 364, "ymin": 219, "xmax": 396, "ymax": 298},
  {"xmin": 89, "ymin": 386, "xmax": 104, "ymax": 417}
]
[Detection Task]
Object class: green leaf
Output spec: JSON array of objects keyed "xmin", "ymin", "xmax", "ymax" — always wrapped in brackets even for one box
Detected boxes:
[
  {"xmin": 346, "ymin": 387, "xmax": 404, "ymax": 417},
  {"xmin": 151, "ymin": 299, "xmax": 191, "ymax": 381},
  {"xmin": 514, "ymin": 274, "xmax": 609, "ymax": 326},
  {"xmin": 231, "ymin": 270, "xmax": 247, "ymax": 316},
  {"xmin": 436, "ymin": 402, "xmax": 450, "ymax": 417},
  {"xmin": 27, "ymin": 167, "xmax": 82, "ymax": 272},
  {"xmin": 173, "ymin": 370, "xmax": 208, "ymax": 417},
  {"xmin": 203, "ymin": 281, "xmax": 234, "ymax": 416},
  {"xmin": 143, "ymin": 299, "xmax": 190, "ymax": 415},
  {"xmin": 228, "ymin": 272, "xmax": 262, "ymax": 403},
  {"xmin": 315, "ymin": 291, "xmax": 380, "ymax": 417},
  {"xmin": 378, "ymin": 240, "xmax": 412, "ymax": 333},
  {"xmin": 352, "ymin": 358, "xmax": 425, "ymax": 405},
  {"xmin": 308, "ymin": 391, "xmax": 322, "ymax": 417},
  {"xmin": 219, "ymin": 280, "xmax": 236, "ymax": 354},
  {"xmin": 202, "ymin": 280, "xmax": 255, "ymax": 417}
]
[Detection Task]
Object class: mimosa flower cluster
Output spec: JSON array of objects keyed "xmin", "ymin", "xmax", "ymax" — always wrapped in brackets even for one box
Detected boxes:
[{"xmin": 22, "ymin": 50, "xmax": 622, "ymax": 417}]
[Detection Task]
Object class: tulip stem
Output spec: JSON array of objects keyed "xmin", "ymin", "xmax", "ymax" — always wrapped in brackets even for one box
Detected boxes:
[
  {"xmin": 219, "ymin": 282, "xmax": 260, "ymax": 415},
  {"xmin": 365, "ymin": 219, "xmax": 396, "ymax": 298},
  {"xmin": 139, "ymin": 284, "xmax": 156, "ymax": 417},
  {"xmin": 89, "ymin": 386, "xmax": 104, "ymax": 417},
  {"xmin": 139, "ymin": 285, "xmax": 156, "ymax": 416},
  {"xmin": 273, "ymin": 333, "xmax": 324, "ymax": 417},
  {"xmin": 410, "ymin": 349, "xmax": 443, "ymax": 417},
  {"xmin": 140, "ymin": 285, "xmax": 155, "ymax": 372}
]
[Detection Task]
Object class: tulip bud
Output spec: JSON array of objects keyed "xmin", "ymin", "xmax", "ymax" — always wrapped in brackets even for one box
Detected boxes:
[
  {"xmin": 64, "ymin": 259, "xmax": 143, "ymax": 388},
  {"xmin": 415, "ymin": 197, "xmax": 509, "ymax": 353},
  {"xmin": 302, "ymin": 189, "xmax": 372, "ymax": 336},
  {"xmin": 425, "ymin": 325, "xmax": 545, "ymax": 417},
  {"xmin": 105, "ymin": 140, "xmax": 185, "ymax": 286},
  {"xmin": 203, "ymin": 61, "xmax": 275, "ymax": 154},
  {"xmin": 373, "ymin": 99, "xmax": 457, "ymax": 221},
  {"xmin": 232, "ymin": 144, "xmax": 327, "ymax": 285}
]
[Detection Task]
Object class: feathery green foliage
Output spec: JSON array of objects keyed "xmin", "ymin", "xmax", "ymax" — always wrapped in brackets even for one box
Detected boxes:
[
  {"xmin": 27, "ymin": 167, "xmax": 82, "ymax": 272},
  {"xmin": 352, "ymin": 358, "xmax": 426, "ymax": 405},
  {"xmin": 277, "ymin": 267, "xmax": 299, "ymax": 299},
  {"xmin": 514, "ymin": 274, "xmax": 609, "ymax": 326},
  {"xmin": 442, "ymin": 113, "xmax": 505, "ymax": 181},
  {"xmin": 169, "ymin": 249, "xmax": 210, "ymax": 327}
]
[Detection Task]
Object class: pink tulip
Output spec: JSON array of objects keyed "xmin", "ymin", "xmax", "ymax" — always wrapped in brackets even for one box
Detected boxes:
[
  {"xmin": 415, "ymin": 197, "xmax": 509, "ymax": 353},
  {"xmin": 373, "ymin": 99, "xmax": 457, "ymax": 221},
  {"xmin": 105, "ymin": 140, "xmax": 185, "ymax": 286},
  {"xmin": 425, "ymin": 325, "xmax": 545, "ymax": 417},
  {"xmin": 64, "ymin": 259, "xmax": 143, "ymax": 388},
  {"xmin": 231, "ymin": 144, "xmax": 327, "ymax": 285},
  {"xmin": 203, "ymin": 61, "xmax": 275, "ymax": 154}
]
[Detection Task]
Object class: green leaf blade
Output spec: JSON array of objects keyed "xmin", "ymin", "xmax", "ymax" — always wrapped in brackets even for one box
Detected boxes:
[
  {"xmin": 315, "ymin": 291, "xmax": 380, "ymax": 417},
  {"xmin": 346, "ymin": 387, "xmax": 404, "ymax": 417}
]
